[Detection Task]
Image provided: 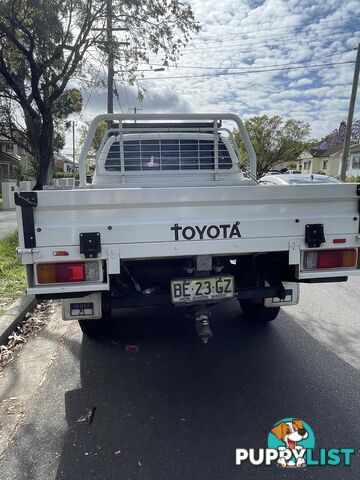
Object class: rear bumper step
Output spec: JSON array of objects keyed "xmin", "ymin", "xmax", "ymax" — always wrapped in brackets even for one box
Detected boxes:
[{"xmin": 37, "ymin": 285, "xmax": 291, "ymax": 306}]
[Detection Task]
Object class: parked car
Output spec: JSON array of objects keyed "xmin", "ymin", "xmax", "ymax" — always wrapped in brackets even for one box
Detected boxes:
[
  {"xmin": 259, "ymin": 173, "xmax": 342, "ymax": 185},
  {"xmin": 286, "ymin": 169, "xmax": 302, "ymax": 174}
]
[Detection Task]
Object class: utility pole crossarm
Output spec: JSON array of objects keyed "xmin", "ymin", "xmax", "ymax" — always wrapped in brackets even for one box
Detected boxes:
[{"xmin": 128, "ymin": 106, "xmax": 143, "ymax": 123}]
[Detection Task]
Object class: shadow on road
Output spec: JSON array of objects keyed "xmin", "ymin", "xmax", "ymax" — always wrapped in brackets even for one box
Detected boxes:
[{"xmin": 55, "ymin": 302, "xmax": 360, "ymax": 480}]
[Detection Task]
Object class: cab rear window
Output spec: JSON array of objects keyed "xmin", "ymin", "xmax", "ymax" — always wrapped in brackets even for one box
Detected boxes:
[{"xmin": 104, "ymin": 139, "xmax": 233, "ymax": 171}]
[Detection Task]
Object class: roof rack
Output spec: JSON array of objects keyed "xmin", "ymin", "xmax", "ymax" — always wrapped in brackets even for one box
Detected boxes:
[
  {"xmin": 109, "ymin": 121, "xmax": 222, "ymax": 134},
  {"xmin": 79, "ymin": 114, "xmax": 257, "ymax": 186}
]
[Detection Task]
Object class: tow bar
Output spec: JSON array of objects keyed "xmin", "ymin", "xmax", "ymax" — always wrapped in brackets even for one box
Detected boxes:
[{"xmin": 195, "ymin": 311, "xmax": 213, "ymax": 344}]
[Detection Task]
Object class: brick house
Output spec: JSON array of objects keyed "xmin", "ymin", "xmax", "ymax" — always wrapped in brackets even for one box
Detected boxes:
[{"xmin": 54, "ymin": 152, "xmax": 78, "ymax": 173}]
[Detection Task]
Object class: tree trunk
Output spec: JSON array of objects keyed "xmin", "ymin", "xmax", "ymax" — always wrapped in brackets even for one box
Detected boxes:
[{"xmin": 31, "ymin": 112, "xmax": 55, "ymax": 190}]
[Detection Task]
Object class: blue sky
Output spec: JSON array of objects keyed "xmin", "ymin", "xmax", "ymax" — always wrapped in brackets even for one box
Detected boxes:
[{"xmin": 68, "ymin": 0, "xmax": 360, "ymax": 152}]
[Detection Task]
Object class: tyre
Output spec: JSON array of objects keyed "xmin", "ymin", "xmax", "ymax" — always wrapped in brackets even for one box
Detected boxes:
[
  {"xmin": 78, "ymin": 302, "xmax": 112, "ymax": 339},
  {"xmin": 78, "ymin": 318, "xmax": 109, "ymax": 338},
  {"xmin": 239, "ymin": 300, "xmax": 280, "ymax": 323}
]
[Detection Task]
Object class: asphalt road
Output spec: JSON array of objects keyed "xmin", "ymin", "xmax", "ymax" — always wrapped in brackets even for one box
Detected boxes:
[{"xmin": 1, "ymin": 278, "xmax": 360, "ymax": 479}]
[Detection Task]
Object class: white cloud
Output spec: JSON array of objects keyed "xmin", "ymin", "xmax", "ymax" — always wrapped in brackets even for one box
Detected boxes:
[
  {"xmin": 67, "ymin": 0, "xmax": 360, "ymax": 153},
  {"xmin": 289, "ymin": 78, "xmax": 313, "ymax": 87}
]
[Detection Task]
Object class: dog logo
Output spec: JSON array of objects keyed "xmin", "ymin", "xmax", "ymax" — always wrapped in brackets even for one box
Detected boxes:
[
  {"xmin": 236, "ymin": 418, "xmax": 354, "ymax": 468},
  {"xmin": 268, "ymin": 418, "xmax": 315, "ymax": 468}
]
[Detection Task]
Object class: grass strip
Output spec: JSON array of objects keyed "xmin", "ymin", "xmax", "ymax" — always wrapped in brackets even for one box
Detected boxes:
[{"xmin": 0, "ymin": 231, "xmax": 26, "ymax": 315}]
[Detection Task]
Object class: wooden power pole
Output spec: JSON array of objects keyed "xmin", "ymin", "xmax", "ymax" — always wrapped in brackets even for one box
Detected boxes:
[
  {"xmin": 340, "ymin": 43, "xmax": 360, "ymax": 181},
  {"xmin": 72, "ymin": 120, "xmax": 76, "ymax": 182},
  {"xmin": 106, "ymin": 0, "xmax": 114, "ymax": 114},
  {"xmin": 93, "ymin": 0, "xmax": 129, "ymax": 114}
]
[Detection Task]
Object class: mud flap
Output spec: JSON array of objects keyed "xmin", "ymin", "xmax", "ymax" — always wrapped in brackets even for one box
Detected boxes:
[
  {"xmin": 62, "ymin": 293, "xmax": 102, "ymax": 320},
  {"xmin": 264, "ymin": 282, "xmax": 299, "ymax": 307}
]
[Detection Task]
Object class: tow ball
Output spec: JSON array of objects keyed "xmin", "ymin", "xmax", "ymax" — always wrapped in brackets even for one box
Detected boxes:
[{"xmin": 195, "ymin": 311, "xmax": 212, "ymax": 344}]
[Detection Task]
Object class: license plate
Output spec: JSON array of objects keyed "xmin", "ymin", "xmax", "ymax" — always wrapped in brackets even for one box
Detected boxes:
[
  {"xmin": 171, "ymin": 276, "xmax": 234, "ymax": 304},
  {"xmin": 70, "ymin": 302, "xmax": 94, "ymax": 316}
]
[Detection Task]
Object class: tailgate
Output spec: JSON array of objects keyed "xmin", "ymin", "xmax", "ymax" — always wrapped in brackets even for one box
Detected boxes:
[{"xmin": 15, "ymin": 183, "xmax": 360, "ymax": 293}]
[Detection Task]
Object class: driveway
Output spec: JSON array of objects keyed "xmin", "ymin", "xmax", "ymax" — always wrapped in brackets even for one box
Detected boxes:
[{"xmin": 0, "ymin": 210, "xmax": 17, "ymax": 239}]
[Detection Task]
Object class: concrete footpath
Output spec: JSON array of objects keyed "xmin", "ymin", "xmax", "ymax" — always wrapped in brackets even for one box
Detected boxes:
[
  {"xmin": 0, "ymin": 302, "xmax": 70, "ymax": 459},
  {"xmin": 0, "ymin": 210, "xmax": 17, "ymax": 239}
]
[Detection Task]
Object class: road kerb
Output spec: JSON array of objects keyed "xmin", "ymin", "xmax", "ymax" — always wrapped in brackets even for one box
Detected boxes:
[{"xmin": 0, "ymin": 295, "xmax": 37, "ymax": 345}]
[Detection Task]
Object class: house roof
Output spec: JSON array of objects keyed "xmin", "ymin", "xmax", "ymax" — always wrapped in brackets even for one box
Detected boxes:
[
  {"xmin": 0, "ymin": 136, "xmax": 13, "ymax": 143},
  {"xmin": 349, "ymin": 143, "xmax": 360, "ymax": 153},
  {"xmin": 309, "ymin": 145, "xmax": 343, "ymax": 157},
  {"xmin": 54, "ymin": 152, "xmax": 71, "ymax": 162},
  {"xmin": 309, "ymin": 142, "xmax": 360, "ymax": 158},
  {"xmin": 54, "ymin": 152, "xmax": 78, "ymax": 165},
  {"xmin": 0, "ymin": 151, "xmax": 21, "ymax": 164}
]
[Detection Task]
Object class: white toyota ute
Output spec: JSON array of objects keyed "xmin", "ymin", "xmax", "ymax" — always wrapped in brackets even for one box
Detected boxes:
[{"xmin": 15, "ymin": 113, "xmax": 360, "ymax": 343}]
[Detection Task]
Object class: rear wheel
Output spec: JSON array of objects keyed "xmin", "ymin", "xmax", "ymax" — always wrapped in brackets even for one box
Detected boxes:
[
  {"xmin": 78, "ymin": 319, "xmax": 109, "ymax": 338},
  {"xmin": 239, "ymin": 300, "xmax": 280, "ymax": 323},
  {"xmin": 78, "ymin": 301, "xmax": 112, "ymax": 339}
]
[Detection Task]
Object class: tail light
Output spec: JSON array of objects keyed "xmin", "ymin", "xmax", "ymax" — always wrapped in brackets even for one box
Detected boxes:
[
  {"xmin": 304, "ymin": 249, "xmax": 357, "ymax": 270},
  {"xmin": 37, "ymin": 261, "xmax": 100, "ymax": 284}
]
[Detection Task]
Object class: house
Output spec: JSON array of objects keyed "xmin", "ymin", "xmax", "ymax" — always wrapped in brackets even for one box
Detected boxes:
[
  {"xmin": 297, "ymin": 144, "xmax": 360, "ymax": 179},
  {"xmin": 345, "ymin": 144, "xmax": 360, "ymax": 178},
  {"xmin": 0, "ymin": 137, "xmax": 27, "ymax": 182},
  {"xmin": 297, "ymin": 146, "xmax": 342, "ymax": 176},
  {"xmin": 54, "ymin": 152, "xmax": 78, "ymax": 173}
]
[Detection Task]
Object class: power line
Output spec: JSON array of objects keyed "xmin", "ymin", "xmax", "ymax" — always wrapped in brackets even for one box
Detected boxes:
[
  {"xmin": 76, "ymin": 78, "xmax": 99, "ymax": 121},
  {"xmin": 144, "ymin": 33, "xmax": 359, "ymax": 63},
  {"xmin": 164, "ymin": 30, "xmax": 359, "ymax": 55},
  {"xmin": 188, "ymin": 15, "xmax": 360, "ymax": 41},
  {"xmin": 122, "ymin": 84, "xmax": 132, "ymax": 109},
  {"xmin": 134, "ymin": 60, "xmax": 355, "ymax": 81},
  {"xmin": 77, "ymin": 88, "xmax": 95, "ymax": 120},
  {"xmin": 75, "ymin": 61, "xmax": 107, "ymax": 121},
  {"xmin": 115, "ymin": 82, "xmax": 136, "ymax": 110},
  {"xmin": 130, "ymin": 87, "xmax": 139, "ymax": 108},
  {"xmin": 86, "ymin": 18, "xmax": 358, "ymax": 76},
  {"xmin": 133, "ymin": 48, "xmax": 355, "ymax": 72},
  {"xmin": 113, "ymin": 81, "xmax": 123, "ymax": 113},
  {"xmin": 190, "ymin": 22, "xmax": 360, "ymax": 46}
]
